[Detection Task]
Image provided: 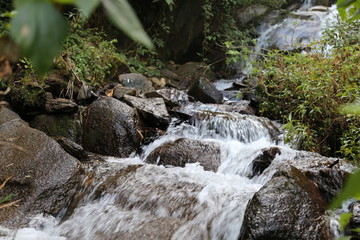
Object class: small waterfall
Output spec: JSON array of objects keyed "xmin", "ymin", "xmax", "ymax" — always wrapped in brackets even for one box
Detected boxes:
[{"xmin": 1, "ymin": 4, "xmax": 346, "ymax": 240}]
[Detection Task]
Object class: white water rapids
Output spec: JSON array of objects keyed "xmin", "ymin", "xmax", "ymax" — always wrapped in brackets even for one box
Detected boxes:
[
  {"xmin": 0, "ymin": 3, "xmax": 346, "ymax": 240},
  {"xmin": 2, "ymin": 112, "xmax": 303, "ymax": 240}
]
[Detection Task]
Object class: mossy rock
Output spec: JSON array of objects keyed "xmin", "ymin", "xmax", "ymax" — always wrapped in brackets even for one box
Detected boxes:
[
  {"xmin": 30, "ymin": 113, "xmax": 82, "ymax": 143},
  {"xmin": 9, "ymin": 82, "xmax": 45, "ymax": 114}
]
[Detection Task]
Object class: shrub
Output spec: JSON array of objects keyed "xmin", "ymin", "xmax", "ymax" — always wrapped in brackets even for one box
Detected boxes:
[{"xmin": 255, "ymin": 46, "xmax": 360, "ymax": 158}]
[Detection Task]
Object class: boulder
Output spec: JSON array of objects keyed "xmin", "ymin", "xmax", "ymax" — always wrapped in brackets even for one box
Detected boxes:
[
  {"xmin": 43, "ymin": 70, "xmax": 70, "ymax": 98},
  {"xmin": 251, "ymin": 147, "xmax": 281, "ymax": 177},
  {"xmin": 113, "ymin": 85, "xmax": 137, "ymax": 100},
  {"xmin": 0, "ymin": 115, "xmax": 81, "ymax": 227},
  {"xmin": 145, "ymin": 138, "xmax": 221, "ymax": 172},
  {"xmin": 236, "ymin": 5, "xmax": 270, "ymax": 27},
  {"xmin": 44, "ymin": 94, "xmax": 78, "ymax": 114},
  {"xmin": 9, "ymin": 83, "xmax": 45, "ymax": 113},
  {"xmin": 123, "ymin": 95, "xmax": 170, "ymax": 130},
  {"xmin": 172, "ymin": 102, "xmax": 255, "ymax": 120},
  {"xmin": 240, "ymin": 166, "xmax": 332, "ymax": 240},
  {"xmin": 345, "ymin": 201, "xmax": 360, "ymax": 238},
  {"xmin": 118, "ymin": 73, "xmax": 155, "ymax": 93},
  {"xmin": 150, "ymin": 77, "xmax": 166, "ymax": 89},
  {"xmin": 82, "ymin": 97, "xmax": 141, "ymax": 157},
  {"xmin": 162, "ymin": 62, "xmax": 216, "ymax": 90},
  {"xmin": 54, "ymin": 136, "xmax": 90, "ymax": 161},
  {"xmin": 188, "ymin": 78, "xmax": 223, "ymax": 104},
  {"xmin": 145, "ymin": 88, "xmax": 190, "ymax": 108},
  {"xmin": 0, "ymin": 107, "xmax": 23, "ymax": 125},
  {"xmin": 30, "ymin": 114, "xmax": 82, "ymax": 143}
]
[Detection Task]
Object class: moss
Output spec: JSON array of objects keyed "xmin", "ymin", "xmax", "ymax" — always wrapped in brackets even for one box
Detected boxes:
[{"xmin": 10, "ymin": 83, "xmax": 45, "ymax": 112}]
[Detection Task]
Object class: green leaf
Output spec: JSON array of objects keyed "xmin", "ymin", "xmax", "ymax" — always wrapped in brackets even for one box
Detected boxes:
[
  {"xmin": 52, "ymin": 0, "xmax": 76, "ymax": 4},
  {"xmin": 10, "ymin": 0, "xmax": 68, "ymax": 74},
  {"xmin": 75, "ymin": 0, "xmax": 100, "ymax": 17},
  {"xmin": 337, "ymin": 236, "xmax": 352, "ymax": 240},
  {"xmin": 338, "ymin": 0, "xmax": 357, "ymax": 8},
  {"xmin": 0, "ymin": 194, "xmax": 16, "ymax": 204},
  {"xmin": 101, "ymin": 0, "xmax": 153, "ymax": 49},
  {"xmin": 340, "ymin": 104, "xmax": 360, "ymax": 115},
  {"xmin": 330, "ymin": 170, "xmax": 360, "ymax": 209},
  {"xmin": 339, "ymin": 213, "xmax": 353, "ymax": 232}
]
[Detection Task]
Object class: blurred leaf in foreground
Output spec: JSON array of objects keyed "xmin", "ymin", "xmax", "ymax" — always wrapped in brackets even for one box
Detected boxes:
[{"xmin": 10, "ymin": 0, "xmax": 68, "ymax": 74}]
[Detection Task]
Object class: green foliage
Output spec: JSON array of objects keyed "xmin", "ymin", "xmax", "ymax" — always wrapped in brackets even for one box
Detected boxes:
[
  {"xmin": 0, "ymin": 193, "xmax": 16, "ymax": 205},
  {"xmin": 8, "ymin": 0, "xmax": 153, "ymax": 74},
  {"xmin": 339, "ymin": 117, "xmax": 360, "ymax": 162},
  {"xmin": 337, "ymin": 0, "xmax": 360, "ymax": 20},
  {"xmin": 60, "ymin": 16, "xmax": 123, "ymax": 86},
  {"xmin": 10, "ymin": 0, "xmax": 69, "ymax": 74},
  {"xmin": 201, "ymin": 0, "xmax": 257, "ymax": 64},
  {"xmin": 321, "ymin": 19, "xmax": 360, "ymax": 49},
  {"xmin": 256, "ymin": 45, "xmax": 360, "ymax": 157}
]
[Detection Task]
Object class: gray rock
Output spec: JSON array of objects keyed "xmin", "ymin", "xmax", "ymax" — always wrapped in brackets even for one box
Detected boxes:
[
  {"xmin": 236, "ymin": 5, "xmax": 270, "ymax": 26},
  {"xmin": 54, "ymin": 136, "xmax": 90, "ymax": 161},
  {"xmin": 30, "ymin": 114, "xmax": 82, "ymax": 143},
  {"xmin": 346, "ymin": 201, "xmax": 360, "ymax": 238},
  {"xmin": 113, "ymin": 85, "xmax": 137, "ymax": 100},
  {"xmin": 145, "ymin": 138, "xmax": 221, "ymax": 172},
  {"xmin": 188, "ymin": 78, "xmax": 223, "ymax": 104},
  {"xmin": 240, "ymin": 166, "xmax": 331, "ymax": 240},
  {"xmin": 118, "ymin": 73, "xmax": 155, "ymax": 93},
  {"xmin": 0, "ymin": 107, "xmax": 23, "ymax": 125},
  {"xmin": 145, "ymin": 88, "xmax": 190, "ymax": 108},
  {"xmin": 162, "ymin": 62, "xmax": 216, "ymax": 90},
  {"xmin": 123, "ymin": 95, "xmax": 170, "ymax": 130},
  {"xmin": 45, "ymin": 98, "xmax": 78, "ymax": 113},
  {"xmin": 82, "ymin": 97, "xmax": 141, "ymax": 157},
  {"xmin": 251, "ymin": 147, "xmax": 281, "ymax": 177},
  {"xmin": 0, "ymin": 118, "xmax": 81, "ymax": 227},
  {"xmin": 264, "ymin": 152, "xmax": 354, "ymax": 203}
]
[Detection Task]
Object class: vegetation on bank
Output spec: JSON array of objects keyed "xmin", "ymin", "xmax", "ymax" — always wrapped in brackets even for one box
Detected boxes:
[{"xmin": 254, "ymin": 19, "xmax": 360, "ymax": 161}]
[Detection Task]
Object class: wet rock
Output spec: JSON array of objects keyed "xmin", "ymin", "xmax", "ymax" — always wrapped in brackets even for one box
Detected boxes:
[
  {"xmin": 163, "ymin": 62, "xmax": 216, "ymax": 90},
  {"xmin": 345, "ymin": 201, "xmax": 360, "ymax": 238},
  {"xmin": 309, "ymin": 6, "xmax": 330, "ymax": 12},
  {"xmin": 240, "ymin": 166, "xmax": 331, "ymax": 240},
  {"xmin": 113, "ymin": 85, "xmax": 137, "ymax": 100},
  {"xmin": 236, "ymin": 5, "xmax": 270, "ymax": 27},
  {"xmin": 150, "ymin": 77, "xmax": 166, "ymax": 89},
  {"xmin": 82, "ymin": 97, "xmax": 141, "ymax": 157},
  {"xmin": 0, "ymin": 118, "xmax": 81, "ymax": 227},
  {"xmin": 118, "ymin": 73, "xmax": 155, "ymax": 93},
  {"xmin": 43, "ymin": 70, "xmax": 70, "ymax": 98},
  {"xmin": 145, "ymin": 138, "xmax": 221, "ymax": 172},
  {"xmin": 54, "ymin": 136, "xmax": 90, "ymax": 161},
  {"xmin": 145, "ymin": 88, "xmax": 190, "ymax": 108},
  {"xmin": 123, "ymin": 95, "xmax": 170, "ymax": 130},
  {"xmin": 45, "ymin": 96, "xmax": 78, "ymax": 114},
  {"xmin": 9, "ymin": 83, "xmax": 45, "ymax": 114},
  {"xmin": 252, "ymin": 147, "xmax": 281, "ymax": 176},
  {"xmin": 30, "ymin": 114, "xmax": 82, "ymax": 143},
  {"xmin": 172, "ymin": 102, "xmax": 255, "ymax": 120},
  {"xmin": 283, "ymin": 153, "xmax": 353, "ymax": 203},
  {"xmin": 139, "ymin": 127, "xmax": 166, "ymax": 146},
  {"xmin": 0, "ymin": 107, "xmax": 23, "ymax": 125},
  {"xmin": 188, "ymin": 78, "xmax": 223, "ymax": 104}
]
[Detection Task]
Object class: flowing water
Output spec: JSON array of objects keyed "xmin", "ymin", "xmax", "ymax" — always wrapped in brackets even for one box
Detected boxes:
[
  {"xmin": 2, "ymin": 110, "xmax": 302, "ymax": 240},
  {"xmin": 1, "ymin": 3, "xmax": 345, "ymax": 240}
]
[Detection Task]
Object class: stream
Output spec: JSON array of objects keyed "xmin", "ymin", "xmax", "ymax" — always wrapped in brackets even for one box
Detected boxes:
[{"xmin": 0, "ymin": 2, "xmax": 347, "ymax": 240}]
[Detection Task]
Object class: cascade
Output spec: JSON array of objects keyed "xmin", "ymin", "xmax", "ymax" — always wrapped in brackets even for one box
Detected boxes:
[{"xmin": 1, "ymin": 4, "xmax": 348, "ymax": 240}]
